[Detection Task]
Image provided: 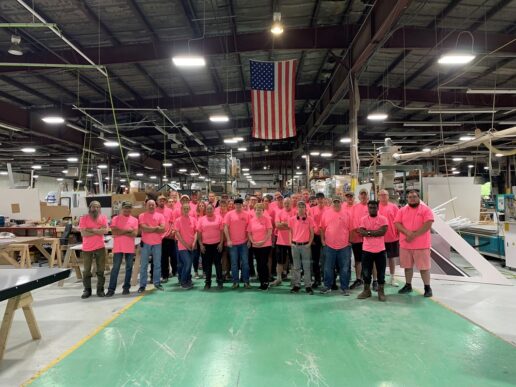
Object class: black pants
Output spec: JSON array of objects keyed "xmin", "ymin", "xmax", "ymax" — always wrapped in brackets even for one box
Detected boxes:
[
  {"xmin": 362, "ymin": 251, "xmax": 386, "ymax": 285},
  {"xmin": 311, "ymin": 235, "xmax": 322, "ymax": 283},
  {"xmin": 249, "ymin": 247, "xmax": 256, "ymax": 276},
  {"xmin": 161, "ymin": 238, "xmax": 176, "ymax": 278},
  {"xmin": 254, "ymin": 246, "xmax": 271, "ymax": 286},
  {"xmin": 202, "ymin": 243, "xmax": 223, "ymax": 285}
]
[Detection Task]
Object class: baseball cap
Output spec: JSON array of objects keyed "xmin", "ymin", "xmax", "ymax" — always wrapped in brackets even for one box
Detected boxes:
[
  {"xmin": 180, "ymin": 194, "xmax": 190, "ymax": 201},
  {"xmin": 234, "ymin": 197, "xmax": 244, "ymax": 204},
  {"xmin": 332, "ymin": 196, "xmax": 342, "ymax": 202},
  {"xmin": 315, "ymin": 192, "xmax": 325, "ymax": 198},
  {"xmin": 344, "ymin": 190, "xmax": 354, "ymax": 197},
  {"xmin": 157, "ymin": 195, "xmax": 167, "ymax": 200},
  {"xmin": 121, "ymin": 201, "xmax": 133, "ymax": 208},
  {"xmin": 359, "ymin": 188, "xmax": 369, "ymax": 195},
  {"xmin": 297, "ymin": 200, "xmax": 307, "ymax": 207}
]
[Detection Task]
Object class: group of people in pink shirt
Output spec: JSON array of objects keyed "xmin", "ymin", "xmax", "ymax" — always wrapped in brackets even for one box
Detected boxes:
[{"xmin": 78, "ymin": 187, "xmax": 434, "ymax": 300}]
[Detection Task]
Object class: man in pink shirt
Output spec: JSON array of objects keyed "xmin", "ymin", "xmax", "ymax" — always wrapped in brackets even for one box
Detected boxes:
[
  {"xmin": 175, "ymin": 203, "xmax": 198, "ymax": 289},
  {"xmin": 107, "ymin": 201, "xmax": 138, "ymax": 297},
  {"xmin": 301, "ymin": 189, "xmax": 311, "ymax": 205},
  {"xmin": 189, "ymin": 190, "xmax": 200, "ymax": 213},
  {"xmin": 157, "ymin": 195, "xmax": 176, "ymax": 283},
  {"xmin": 138, "ymin": 199, "xmax": 166, "ymax": 293},
  {"xmin": 309, "ymin": 192, "xmax": 326, "ymax": 288},
  {"xmin": 289, "ymin": 201, "xmax": 315, "ymax": 294},
  {"xmin": 320, "ymin": 197, "xmax": 352, "ymax": 295},
  {"xmin": 79, "ymin": 201, "xmax": 108, "ymax": 299},
  {"xmin": 224, "ymin": 197, "xmax": 251, "ymax": 289},
  {"xmin": 271, "ymin": 197, "xmax": 294, "ymax": 286},
  {"xmin": 357, "ymin": 201, "xmax": 388, "ymax": 301},
  {"xmin": 349, "ymin": 188, "xmax": 370, "ymax": 290},
  {"xmin": 394, "ymin": 190, "xmax": 434, "ymax": 297},
  {"xmin": 247, "ymin": 204, "xmax": 273, "ymax": 290},
  {"xmin": 198, "ymin": 203, "xmax": 224, "ymax": 290},
  {"xmin": 378, "ymin": 189, "xmax": 400, "ymax": 287}
]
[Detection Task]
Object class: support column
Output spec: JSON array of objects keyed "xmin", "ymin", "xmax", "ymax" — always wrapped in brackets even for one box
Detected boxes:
[{"xmin": 349, "ymin": 75, "xmax": 360, "ymax": 190}]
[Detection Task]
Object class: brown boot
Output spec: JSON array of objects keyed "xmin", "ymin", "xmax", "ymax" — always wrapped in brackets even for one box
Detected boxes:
[
  {"xmin": 378, "ymin": 284, "xmax": 386, "ymax": 302},
  {"xmin": 357, "ymin": 283, "xmax": 372, "ymax": 299}
]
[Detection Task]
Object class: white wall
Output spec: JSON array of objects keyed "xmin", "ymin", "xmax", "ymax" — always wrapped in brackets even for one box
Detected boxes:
[{"xmin": 0, "ymin": 173, "xmax": 74, "ymax": 201}]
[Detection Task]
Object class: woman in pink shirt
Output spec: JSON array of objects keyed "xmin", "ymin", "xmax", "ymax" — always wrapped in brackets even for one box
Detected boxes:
[
  {"xmin": 247, "ymin": 204, "xmax": 273, "ymax": 290},
  {"xmin": 197, "ymin": 204, "xmax": 224, "ymax": 290},
  {"xmin": 193, "ymin": 201, "xmax": 206, "ymax": 278},
  {"xmin": 216, "ymin": 200, "xmax": 230, "ymax": 280},
  {"xmin": 174, "ymin": 203, "xmax": 198, "ymax": 289},
  {"xmin": 271, "ymin": 198, "xmax": 294, "ymax": 287}
]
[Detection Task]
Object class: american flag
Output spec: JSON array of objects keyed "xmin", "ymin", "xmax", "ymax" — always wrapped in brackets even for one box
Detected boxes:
[{"xmin": 250, "ymin": 59, "xmax": 297, "ymax": 139}]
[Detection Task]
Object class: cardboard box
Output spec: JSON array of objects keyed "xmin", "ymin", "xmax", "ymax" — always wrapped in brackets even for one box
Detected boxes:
[{"xmin": 40, "ymin": 202, "xmax": 71, "ymax": 220}]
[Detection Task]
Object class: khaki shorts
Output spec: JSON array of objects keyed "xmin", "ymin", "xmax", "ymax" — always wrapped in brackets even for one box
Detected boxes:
[{"xmin": 399, "ymin": 248, "xmax": 431, "ymax": 270}]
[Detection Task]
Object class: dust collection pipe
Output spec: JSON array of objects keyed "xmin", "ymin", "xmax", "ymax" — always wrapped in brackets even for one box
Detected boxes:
[{"xmin": 393, "ymin": 126, "xmax": 516, "ymax": 161}]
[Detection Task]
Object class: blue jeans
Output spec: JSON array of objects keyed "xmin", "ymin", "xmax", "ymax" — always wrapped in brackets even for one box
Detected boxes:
[
  {"xmin": 323, "ymin": 246, "xmax": 352, "ymax": 290},
  {"xmin": 178, "ymin": 249, "xmax": 195, "ymax": 286},
  {"xmin": 108, "ymin": 253, "xmax": 134, "ymax": 291},
  {"xmin": 229, "ymin": 243, "xmax": 249, "ymax": 283},
  {"xmin": 139, "ymin": 243, "xmax": 162, "ymax": 287}
]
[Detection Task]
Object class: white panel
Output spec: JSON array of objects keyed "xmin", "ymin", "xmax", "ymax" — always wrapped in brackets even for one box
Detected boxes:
[
  {"xmin": 0, "ymin": 188, "xmax": 41, "ymax": 221},
  {"xmin": 427, "ymin": 184, "xmax": 482, "ymax": 222}
]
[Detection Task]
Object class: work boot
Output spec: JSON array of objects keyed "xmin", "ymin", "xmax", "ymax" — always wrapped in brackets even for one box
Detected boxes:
[
  {"xmin": 97, "ymin": 288, "xmax": 105, "ymax": 297},
  {"xmin": 378, "ymin": 284, "xmax": 386, "ymax": 302},
  {"xmin": 398, "ymin": 283, "xmax": 413, "ymax": 294},
  {"xmin": 357, "ymin": 284, "xmax": 372, "ymax": 299},
  {"xmin": 372, "ymin": 280, "xmax": 378, "ymax": 292},
  {"xmin": 81, "ymin": 288, "xmax": 92, "ymax": 299},
  {"xmin": 424, "ymin": 285, "xmax": 433, "ymax": 298},
  {"xmin": 105, "ymin": 289, "xmax": 115, "ymax": 297},
  {"xmin": 350, "ymin": 279, "xmax": 363, "ymax": 289}
]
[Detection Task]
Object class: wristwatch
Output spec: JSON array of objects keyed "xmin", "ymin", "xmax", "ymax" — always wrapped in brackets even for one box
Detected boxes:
[{"xmin": 367, "ymin": 231, "xmax": 371, "ymax": 237}]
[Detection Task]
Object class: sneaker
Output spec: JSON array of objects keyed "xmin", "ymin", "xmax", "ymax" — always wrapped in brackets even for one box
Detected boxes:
[
  {"xmin": 349, "ymin": 279, "xmax": 363, "ymax": 290},
  {"xmin": 106, "ymin": 290, "xmax": 115, "ymax": 297},
  {"xmin": 244, "ymin": 283, "xmax": 251, "ymax": 289},
  {"xmin": 306, "ymin": 287, "xmax": 314, "ymax": 295},
  {"xmin": 181, "ymin": 283, "xmax": 194, "ymax": 290},
  {"xmin": 398, "ymin": 283, "xmax": 413, "ymax": 294},
  {"xmin": 204, "ymin": 284, "xmax": 211, "ymax": 290},
  {"xmin": 137, "ymin": 287, "xmax": 146, "ymax": 293},
  {"xmin": 312, "ymin": 282, "xmax": 320, "ymax": 289},
  {"xmin": 155, "ymin": 284, "xmax": 164, "ymax": 291},
  {"xmin": 97, "ymin": 289, "xmax": 105, "ymax": 297},
  {"xmin": 161, "ymin": 278, "xmax": 169, "ymax": 284},
  {"xmin": 340, "ymin": 289, "xmax": 351, "ymax": 296},
  {"xmin": 122, "ymin": 288, "xmax": 130, "ymax": 295},
  {"xmin": 390, "ymin": 276, "xmax": 399, "ymax": 287},
  {"xmin": 372, "ymin": 280, "xmax": 378, "ymax": 292},
  {"xmin": 320, "ymin": 287, "xmax": 332, "ymax": 294},
  {"xmin": 331, "ymin": 284, "xmax": 339, "ymax": 291},
  {"xmin": 424, "ymin": 286, "xmax": 433, "ymax": 298},
  {"xmin": 81, "ymin": 289, "xmax": 92, "ymax": 299},
  {"xmin": 259, "ymin": 284, "xmax": 269, "ymax": 291},
  {"xmin": 232, "ymin": 283, "xmax": 239, "ymax": 289},
  {"xmin": 290, "ymin": 286, "xmax": 301, "ymax": 293},
  {"xmin": 194, "ymin": 272, "xmax": 200, "ymax": 279}
]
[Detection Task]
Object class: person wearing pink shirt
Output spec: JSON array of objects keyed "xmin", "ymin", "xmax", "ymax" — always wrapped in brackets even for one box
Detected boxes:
[
  {"xmin": 394, "ymin": 190, "xmax": 434, "ymax": 297},
  {"xmin": 349, "ymin": 188, "xmax": 370, "ymax": 290},
  {"xmin": 198, "ymin": 204, "xmax": 224, "ymax": 290},
  {"xmin": 79, "ymin": 201, "xmax": 109, "ymax": 299},
  {"xmin": 157, "ymin": 195, "xmax": 176, "ymax": 283},
  {"xmin": 357, "ymin": 201, "xmax": 388, "ymax": 302},
  {"xmin": 216, "ymin": 200, "xmax": 230, "ymax": 279},
  {"xmin": 138, "ymin": 200, "xmax": 166, "ymax": 293},
  {"xmin": 107, "ymin": 201, "xmax": 138, "ymax": 297},
  {"xmin": 289, "ymin": 201, "xmax": 315, "ymax": 294},
  {"xmin": 224, "ymin": 198, "xmax": 251, "ymax": 289},
  {"xmin": 343, "ymin": 191, "xmax": 355, "ymax": 214},
  {"xmin": 247, "ymin": 204, "xmax": 273, "ymax": 290},
  {"xmin": 175, "ymin": 203, "xmax": 198, "ymax": 289},
  {"xmin": 192, "ymin": 202, "xmax": 206, "ymax": 279},
  {"xmin": 378, "ymin": 189, "xmax": 400, "ymax": 287},
  {"xmin": 189, "ymin": 190, "xmax": 200, "ymax": 213},
  {"xmin": 301, "ymin": 189, "xmax": 310, "ymax": 205},
  {"xmin": 309, "ymin": 192, "xmax": 326, "ymax": 288},
  {"xmin": 271, "ymin": 198, "xmax": 294, "ymax": 287},
  {"xmin": 319, "ymin": 196, "xmax": 352, "ymax": 295}
]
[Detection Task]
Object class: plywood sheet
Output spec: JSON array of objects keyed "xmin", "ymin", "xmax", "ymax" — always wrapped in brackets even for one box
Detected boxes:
[
  {"xmin": 0, "ymin": 189, "xmax": 41, "ymax": 220},
  {"xmin": 427, "ymin": 184, "xmax": 481, "ymax": 222}
]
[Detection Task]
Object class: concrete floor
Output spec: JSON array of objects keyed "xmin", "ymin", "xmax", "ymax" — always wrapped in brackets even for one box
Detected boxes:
[{"xmin": 1, "ymin": 263, "xmax": 515, "ymax": 386}]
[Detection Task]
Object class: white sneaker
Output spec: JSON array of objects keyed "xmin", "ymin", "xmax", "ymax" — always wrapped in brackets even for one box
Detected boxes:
[{"xmin": 390, "ymin": 276, "xmax": 399, "ymax": 287}]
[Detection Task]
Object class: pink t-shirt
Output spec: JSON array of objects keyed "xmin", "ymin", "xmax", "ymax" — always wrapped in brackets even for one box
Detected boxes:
[
  {"xmin": 138, "ymin": 212, "xmax": 166, "ymax": 245},
  {"xmin": 197, "ymin": 215, "xmax": 223, "ymax": 244},
  {"xmin": 394, "ymin": 204, "xmax": 434, "ymax": 249},
  {"xmin": 189, "ymin": 201, "xmax": 198, "ymax": 213},
  {"xmin": 174, "ymin": 215, "xmax": 197, "ymax": 251},
  {"xmin": 223, "ymin": 210, "xmax": 250, "ymax": 245},
  {"xmin": 276, "ymin": 208, "xmax": 294, "ymax": 246},
  {"xmin": 79, "ymin": 214, "xmax": 108, "ymax": 252},
  {"xmin": 309, "ymin": 205, "xmax": 326, "ymax": 235},
  {"xmin": 111, "ymin": 215, "xmax": 138, "ymax": 254},
  {"xmin": 156, "ymin": 206, "xmax": 174, "ymax": 237},
  {"xmin": 320, "ymin": 209, "xmax": 351, "ymax": 250},
  {"xmin": 359, "ymin": 214, "xmax": 389, "ymax": 253},
  {"xmin": 247, "ymin": 216, "xmax": 272, "ymax": 247},
  {"xmin": 379, "ymin": 202, "xmax": 399, "ymax": 243},
  {"xmin": 350, "ymin": 202, "xmax": 369, "ymax": 243},
  {"xmin": 289, "ymin": 215, "xmax": 315, "ymax": 243}
]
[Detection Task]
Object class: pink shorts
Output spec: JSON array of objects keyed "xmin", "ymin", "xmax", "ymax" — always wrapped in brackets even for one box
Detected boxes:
[{"xmin": 399, "ymin": 248, "xmax": 431, "ymax": 270}]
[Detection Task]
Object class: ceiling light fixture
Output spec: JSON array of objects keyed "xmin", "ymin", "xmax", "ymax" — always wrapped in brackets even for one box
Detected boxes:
[
  {"xmin": 340, "ymin": 137, "xmax": 351, "ymax": 143},
  {"xmin": 31, "ymin": 165, "xmax": 42, "ymax": 170},
  {"xmin": 265, "ymin": 146, "xmax": 269, "ymax": 152},
  {"xmin": 8, "ymin": 35, "xmax": 23, "ymax": 56},
  {"xmin": 57, "ymin": 177, "xmax": 63, "ymax": 181},
  {"xmin": 403, "ymin": 122, "xmax": 462, "ymax": 127},
  {"xmin": 127, "ymin": 152, "xmax": 140, "ymax": 158},
  {"xmin": 223, "ymin": 138, "xmax": 238, "ymax": 144},
  {"xmin": 190, "ymin": 172, "xmax": 199, "ymax": 176},
  {"xmin": 104, "ymin": 140, "xmax": 119, "ymax": 147},
  {"xmin": 243, "ymin": 172, "xmax": 250, "ymax": 176},
  {"xmin": 468, "ymin": 165, "xmax": 474, "ymax": 168},
  {"xmin": 484, "ymin": 166, "xmax": 489, "ymax": 170},
  {"xmin": 98, "ymin": 164, "xmax": 108, "ymax": 169},
  {"xmin": 438, "ymin": 51, "xmax": 475, "ymax": 65},
  {"xmin": 367, "ymin": 113, "xmax": 388, "ymax": 121},
  {"xmin": 237, "ymin": 147, "xmax": 247, "ymax": 152},
  {"xmin": 270, "ymin": 12, "xmax": 284, "ymax": 35},
  {"xmin": 86, "ymin": 173, "xmax": 93, "ymax": 177},
  {"xmin": 0, "ymin": 171, "xmax": 8, "ymax": 176},
  {"xmin": 136, "ymin": 173, "xmax": 144, "ymax": 177},
  {"xmin": 296, "ymin": 171, "xmax": 302, "ymax": 175},
  {"xmin": 179, "ymin": 169, "xmax": 187, "ymax": 172},
  {"xmin": 310, "ymin": 151, "xmax": 320, "ymax": 156},
  {"xmin": 495, "ymin": 153, "xmax": 503, "ymax": 157},
  {"xmin": 452, "ymin": 171, "xmax": 460, "ymax": 175},
  {"xmin": 467, "ymin": 89, "xmax": 516, "ymax": 94},
  {"xmin": 459, "ymin": 136, "xmax": 474, "ymax": 141},
  {"xmin": 42, "ymin": 116, "xmax": 65, "ymax": 124},
  {"xmin": 67, "ymin": 157, "xmax": 78, "ymax": 162},
  {"xmin": 94, "ymin": 182, "xmax": 99, "ymax": 185},
  {"xmin": 242, "ymin": 168, "xmax": 250, "ymax": 172},
  {"xmin": 301, "ymin": 155, "xmax": 307, "ymax": 159},
  {"xmin": 150, "ymin": 176, "xmax": 157, "ymax": 179},
  {"xmin": 163, "ymin": 162, "xmax": 172, "ymax": 167},
  {"xmin": 428, "ymin": 109, "xmax": 496, "ymax": 114},
  {"xmin": 62, "ymin": 170, "xmax": 68, "ymax": 174},
  {"xmin": 21, "ymin": 147, "xmax": 36, "ymax": 153},
  {"xmin": 452, "ymin": 157, "xmax": 463, "ymax": 162},
  {"xmin": 422, "ymin": 148, "xmax": 431, "ymax": 152},
  {"xmin": 172, "ymin": 55, "xmax": 206, "ymax": 67},
  {"xmin": 209, "ymin": 115, "xmax": 229, "ymax": 122},
  {"xmin": 320, "ymin": 152, "xmax": 332, "ymax": 157}
]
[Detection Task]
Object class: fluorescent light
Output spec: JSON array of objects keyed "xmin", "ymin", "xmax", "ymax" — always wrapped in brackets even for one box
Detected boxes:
[
  {"xmin": 98, "ymin": 164, "xmax": 108, "ymax": 169},
  {"xmin": 33, "ymin": 175, "xmax": 39, "ymax": 179},
  {"xmin": 21, "ymin": 147, "xmax": 36, "ymax": 153},
  {"xmin": 250, "ymin": 181, "xmax": 256, "ymax": 186},
  {"xmin": 467, "ymin": 89, "xmax": 516, "ymax": 94},
  {"xmin": 0, "ymin": 171, "xmax": 8, "ymax": 175},
  {"xmin": 468, "ymin": 165, "xmax": 474, "ymax": 168},
  {"xmin": 179, "ymin": 169, "xmax": 187, "ymax": 172},
  {"xmin": 242, "ymin": 168, "xmax": 250, "ymax": 172},
  {"xmin": 190, "ymin": 172, "xmax": 199, "ymax": 176},
  {"xmin": 263, "ymin": 166, "xmax": 267, "ymax": 170},
  {"xmin": 94, "ymin": 182, "xmax": 99, "ymax": 185},
  {"xmin": 224, "ymin": 138, "xmax": 238, "ymax": 144},
  {"xmin": 210, "ymin": 115, "xmax": 229, "ymax": 122},
  {"xmin": 484, "ymin": 166, "xmax": 489, "ymax": 170},
  {"xmin": 320, "ymin": 152, "xmax": 332, "ymax": 157},
  {"xmin": 57, "ymin": 177, "xmax": 63, "ymax": 181},
  {"xmin": 67, "ymin": 157, "xmax": 78, "ymax": 162},
  {"xmin": 31, "ymin": 165, "xmax": 42, "ymax": 170},
  {"xmin": 310, "ymin": 151, "xmax": 320, "ymax": 156},
  {"xmin": 136, "ymin": 173, "xmax": 144, "ymax": 177},
  {"xmin": 162, "ymin": 178, "xmax": 168, "ymax": 182},
  {"xmin": 495, "ymin": 153, "xmax": 503, "ymax": 157},
  {"xmin": 42, "ymin": 116, "xmax": 65, "ymax": 124},
  {"xmin": 438, "ymin": 52, "xmax": 475, "ymax": 65},
  {"xmin": 233, "ymin": 137, "xmax": 244, "ymax": 142},
  {"xmin": 428, "ymin": 109, "xmax": 496, "ymax": 114},
  {"xmin": 296, "ymin": 171, "xmax": 302, "ymax": 175},
  {"xmin": 237, "ymin": 147, "xmax": 247, "ymax": 152},
  {"xmin": 172, "ymin": 55, "xmax": 206, "ymax": 67},
  {"xmin": 86, "ymin": 173, "xmax": 94, "ymax": 177},
  {"xmin": 403, "ymin": 122, "xmax": 461, "ymax": 127},
  {"xmin": 243, "ymin": 173, "xmax": 250, "ymax": 176},
  {"xmin": 163, "ymin": 162, "xmax": 172, "ymax": 167},
  {"xmin": 76, "ymin": 180, "xmax": 83, "ymax": 183},
  {"xmin": 340, "ymin": 137, "xmax": 351, "ymax": 143},
  {"xmin": 265, "ymin": 147, "xmax": 269, "ymax": 153},
  {"xmin": 121, "ymin": 184, "xmax": 126, "ymax": 188},
  {"xmin": 128, "ymin": 152, "xmax": 140, "ymax": 158},
  {"xmin": 62, "ymin": 170, "xmax": 68, "ymax": 174},
  {"xmin": 452, "ymin": 171, "xmax": 460, "ymax": 175},
  {"xmin": 422, "ymin": 148, "xmax": 431, "ymax": 152},
  {"xmin": 459, "ymin": 136, "xmax": 474, "ymax": 141},
  {"xmin": 199, "ymin": 176, "xmax": 206, "ymax": 180},
  {"xmin": 296, "ymin": 166, "xmax": 300, "ymax": 169},
  {"xmin": 150, "ymin": 176, "xmax": 157, "ymax": 179},
  {"xmin": 452, "ymin": 157, "xmax": 463, "ymax": 162},
  {"xmin": 105, "ymin": 177, "xmax": 110, "ymax": 180},
  {"xmin": 211, "ymin": 180, "xmax": 216, "ymax": 183},
  {"xmin": 451, "ymin": 167, "xmax": 457, "ymax": 171},
  {"xmin": 104, "ymin": 140, "xmax": 119, "ymax": 147},
  {"xmin": 301, "ymin": 155, "xmax": 307, "ymax": 159},
  {"xmin": 120, "ymin": 179, "xmax": 126, "ymax": 182},
  {"xmin": 367, "ymin": 113, "xmax": 388, "ymax": 121}
]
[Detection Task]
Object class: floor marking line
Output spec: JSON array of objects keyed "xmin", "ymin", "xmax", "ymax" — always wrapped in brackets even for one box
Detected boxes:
[{"xmin": 22, "ymin": 295, "xmax": 145, "ymax": 386}]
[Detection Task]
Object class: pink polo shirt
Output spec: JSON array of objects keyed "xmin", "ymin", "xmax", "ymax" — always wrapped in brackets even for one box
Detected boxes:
[
  {"xmin": 197, "ymin": 215, "xmax": 223, "ymax": 244},
  {"xmin": 79, "ymin": 214, "xmax": 107, "ymax": 252},
  {"xmin": 309, "ymin": 205, "xmax": 326, "ymax": 235},
  {"xmin": 320, "ymin": 209, "xmax": 351, "ymax": 250},
  {"xmin": 350, "ymin": 202, "xmax": 369, "ymax": 243},
  {"xmin": 276, "ymin": 208, "xmax": 294, "ymax": 246},
  {"xmin": 174, "ymin": 215, "xmax": 197, "ymax": 250},
  {"xmin": 247, "ymin": 216, "xmax": 272, "ymax": 247},
  {"xmin": 138, "ymin": 212, "xmax": 165, "ymax": 245},
  {"xmin": 379, "ymin": 202, "xmax": 399, "ymax": 243},
  {"xmin": 223, "ymin": 210, "xmax": 250, "ymax": 245},
  {"xmin": 394, "ymin": 204, "xmax": 434, "ymax": 249},
  {"xmin": 289, "ymin": 215, "xmax": 315, "ymax": 243},
  {"xmin": 359, "ymin": 214, "xmax": 389, "ymax": 253},
  {"xmin": 156, "ymin": 206, "xmax": 174, "ymax": 238},
  {"xmin": 111, "ymin": 214, "xmax": 138, "ymax": 254},
  {"xmin": 189, "ymin": 201, "xmax": 198, "ymax": 213}
]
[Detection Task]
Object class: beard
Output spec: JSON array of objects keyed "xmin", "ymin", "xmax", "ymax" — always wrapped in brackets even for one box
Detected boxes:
[
  {"xmin": 89, "ymin": 210, "xmax": 99, "ymax": 219},
  {"xmin": 408, "ymin": 202, "xmax": 419, "ymax": 208}
]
